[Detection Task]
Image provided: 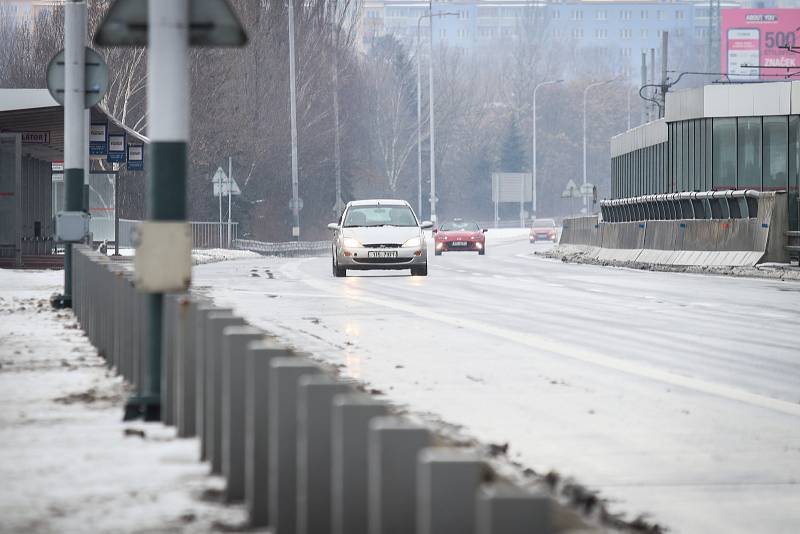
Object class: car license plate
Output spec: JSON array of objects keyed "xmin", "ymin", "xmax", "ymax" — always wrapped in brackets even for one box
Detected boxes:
[
  {"xmin": 451, "ymin": 241, "xmax": 467, "ymax": 247},
  {"xmin": 368, "ymin": 250, "xmax": 397, "ymax": 258}
]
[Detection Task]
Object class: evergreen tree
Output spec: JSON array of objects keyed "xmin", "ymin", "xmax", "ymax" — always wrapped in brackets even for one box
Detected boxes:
[{"xmin": 499, "ymin": 116, "xmax": 526, "ymax": 173}]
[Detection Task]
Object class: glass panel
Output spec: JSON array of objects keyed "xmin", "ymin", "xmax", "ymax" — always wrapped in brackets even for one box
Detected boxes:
[
  {"xmin": 737, "ymin": 117, "xmax": 762, "ymax": 189},
  {"xmin": 0, "ymin": 134, "xmax": 18, "ymax": 246},
  {"xmin": 676, "ymin": 122, "xmax": 684, "ymax": 192},
  {"xmin": 789, "ymin": 116, "xmax": 799, "ymax": 230},
  {"xmin": 688, "ymin": 121, "xmax": 695, "ymax": 191},
  {"xmin": 763, "ymin": 116, "xmax": 788, "ymax": 191},
  {"xmin": 712, "ymin": 118, "xmax": 737, "ymax": 189}
]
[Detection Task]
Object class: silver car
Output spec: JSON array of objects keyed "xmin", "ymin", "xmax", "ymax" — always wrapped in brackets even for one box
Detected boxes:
[{"xmin": 328, "ymin": 199, "xmax": 433, "ymax": 277}]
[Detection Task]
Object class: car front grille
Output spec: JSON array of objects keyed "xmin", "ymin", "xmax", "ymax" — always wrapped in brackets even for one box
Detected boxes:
[{"xmin": 353, "ymin": 257, "xmax": 413, "ymax": 264}]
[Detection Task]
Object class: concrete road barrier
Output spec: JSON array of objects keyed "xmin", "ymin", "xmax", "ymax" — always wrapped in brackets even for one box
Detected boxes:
[
  {"xmin": 368, "ymin": 417, "xmax": 431, "ymax": 534},
  {"xmin": 297, "ymin": 375, "xmax": 353, "ymax": 534},
  {"xmin": 476, "ymin": 482, "xmax": 552, "ymax": 534},
  {"xmin": 221, "ymin": 325, "xmax": 264, "ymax": 503},
  {"xmin": 332, "ymin": 394, "xmax": 389, "ymax": 534},
  {"xmin": 269, "ymin": 357, "xmax": 321, "ymax": 534},
  {"xmin": 417, "ymin": 448, "xmax": 485, "ymax": 534}
]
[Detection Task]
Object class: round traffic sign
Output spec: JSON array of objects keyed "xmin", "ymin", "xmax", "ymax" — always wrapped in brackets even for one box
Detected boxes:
[{"xmin": 46, "ymin": 48, "xmax": 109, "ymax": 109}]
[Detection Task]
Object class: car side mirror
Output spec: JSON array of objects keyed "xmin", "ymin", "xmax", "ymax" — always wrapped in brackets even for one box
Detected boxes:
[
  {"xmin": 420, "ymin": 221, "xmax": 433, "ymax": 229},
  {"xmin": 482, "ymin": 228, "xmax": 488, "ymax": 233},
  {"xmin": 431, "ymin": 228, "xmax": 438, "ymax": 234},
  {"xmin": 327, "ymin": 223, "xmax": 340, "ymax": 231}
]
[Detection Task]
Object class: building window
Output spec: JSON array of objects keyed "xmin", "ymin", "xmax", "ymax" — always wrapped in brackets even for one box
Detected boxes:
[
  {"xmin": 641, "ymin": 29, "xmax": 648, "ymax": 39},
  {"xmin": 459, "ymin": 10, "xmax": 469, "ymax": 19},
  {"xmin": 571, "ymin": 10, "xmax": 583, "ymax": 20},
  {"xmin": 712, "ymin": 118, "xmax": 737, "ymax": 189},
  {"xmin": 595, "ymin": 29, "xmax": 607, "ymax": 39},
  {"xmin": 457, "ymin": 28, "xmax": 468, "ymax": 39},
  {"xmin": 571, "ymin": 28, "xmax": 583, "ymax": 39},
  {"xmin": 552, "ymin": 10, "xmax": 560, "ymax": 19},
  {"xmin": 641, "ymin": 10, "xmax": 648, "ymax": 20},
  {"xmin": 789, "ymin": 116, "xmax": 800, "ymax": 227},
  {"xmin": 620, "ymin": 10, "xmax": 631, "ymax": 21},
  {"xmin": 620, "ymin": 29, "xmax": 632, "ymax": 39},
  {"xmin": 738, "ymin": 117, "xmax": 762, "ymax": 189},
  {"xmin": 676, "ymin": 10, "xmax": 685, "ymax": 20},
  {"xmin": 440, "ymin": 28, "xmax": 447, "ymax": 38},
  {"xmin": 596, "ymin": 10, "xmax": 607, "ymax": 20},
  {"xmin": 763, "ymin": 116, "xmax": 788, "ymax": 191},
  {"xmin": 656, "ymin": 10, "xmax": 662, "ymax": 20}
]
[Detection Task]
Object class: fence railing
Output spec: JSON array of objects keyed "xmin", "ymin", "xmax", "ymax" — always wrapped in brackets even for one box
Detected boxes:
[
  {"xmin": 233, "ymin": 238, "xmax": 328, "ymax": 257},
  {"xmin": 118, "ymin": 219, "xmax": 239, "ymax": 249},
  {"xmin": 70, "ymin": 244, "xmax": 576, "ymax": 534}
]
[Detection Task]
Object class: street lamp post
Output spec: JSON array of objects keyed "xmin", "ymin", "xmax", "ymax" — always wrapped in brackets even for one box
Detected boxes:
[
  {"xmin": 416, "ymin": 9, "xmax": 457, "ymax": 221},
  {"xmin": 532, "ymin": 79, "xmax": 562, "ymax": 222},
  {"xmin": 583, "ymin": 78, "xmax": 616, "ymax": 214}
]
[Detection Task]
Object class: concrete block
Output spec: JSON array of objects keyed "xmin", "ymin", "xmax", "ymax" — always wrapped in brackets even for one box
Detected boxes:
[
  {"xmin": 246, "ymin": 340, "xmax": 294, "ymax": 528},
  {"xmin": 204, "ymin": 311, "xmax": 245, "ymax": 473},
  {"xmin": 221, "ymin": 325, "xmax": 263, "ymax": 503},
  {"xmin": 175, "ymin": 296, "xmax": 196, "ymax": 437},
  {"xmin": 368, "ymin": 417, "xmax": 431, "ymax": 534},
  {"xmin": 269, "ymin": 358, "xmax": 321, "ymax": 534},
  {"xmin": 331, "ymin": 394, "xmax": 389, "ymax": 534},
  {"xmin": 192, "ymin": 302, "xmax": 218, "ymax": 456},
  {"xmin": 297, "ymin": 375, "xmax": 353, "ymax": 534},
  {"xmin": 476, "ymin": 482, "xmax": 552, "ymax": 534},
  {"xmin": 417, "ymin": 448, "xmax": 485, "ymax": 534}
]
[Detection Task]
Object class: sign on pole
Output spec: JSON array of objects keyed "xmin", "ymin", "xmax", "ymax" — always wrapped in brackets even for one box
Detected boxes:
[
  {"xmin": 211, "ymin": 167, "xmax": 240, "ymax": 196},
  {"xmin": 90, "ymin": 122, "xmax": 108, "ymax": 155},
  {"xmin": 562, "ymin": 179, "xmax": 580, "ymax": 198},
  {"xmin": 107, "ymin": 132, "xmax": 126, "ymax": 162},
  {"xmin": 127, "ymin": 143, "xmax": 144, "ymax": 170},
  {"xmin": 46, "ymin": 47, "xmax": 109, "ymax": 108}
]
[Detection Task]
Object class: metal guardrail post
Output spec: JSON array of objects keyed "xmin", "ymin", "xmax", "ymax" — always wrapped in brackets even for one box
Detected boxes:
[
  {"xmin": 297, "ymin": 375, "xmax": 353, "ymax": 534},
  {"xmin": 161, "ymin": 294, "xmax": 178, "ymax": 426},
  {"xmin": 368, "ymin": 417, "xmax": 431, "ymax": 534},
  {"xmin": 268, "ymin": 358, "xmax": 321, "ymax": 534},
  {"xmin": 175, "ymin": 295, "xmax": 197, "ymax": 438},
  {"xmin": 245, "ymin": 340, "xmax": 294, "ymax": 528},
  {"xmin": 204, "ymin": 312, "xmax": 246, "ymax": 474},
  {"xmin": 193, "ymin": 303, "xmax": 218, "ymax": 458},
  {"xmin": 221, "ymin": 325, "xmax": 263, "ymax": 503},
  {"xmin": 331, "ymin": 394, "xmax": 388, "ymax": 534},
  {"xmin": 476, "ymin": 482, "xmax": 551, "ymax": 534},
  {"xmin": 417, "ymin": 448, "xmax": 485, "ymax": 534}
]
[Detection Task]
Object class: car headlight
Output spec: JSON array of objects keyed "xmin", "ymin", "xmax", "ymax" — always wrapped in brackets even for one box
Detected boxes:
[
  {"xmin": 402, "ymin": 237, "xmax": 422, "ymax": 248},
  {"xmin": 342, "ymin": 237, "xmax": 361, "ymax": 248}
]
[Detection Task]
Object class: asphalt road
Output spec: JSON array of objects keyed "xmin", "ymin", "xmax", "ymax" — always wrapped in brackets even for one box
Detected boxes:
[{"xmin": 195, "ymin": 234, "xmax": 800, "ymax": 534}]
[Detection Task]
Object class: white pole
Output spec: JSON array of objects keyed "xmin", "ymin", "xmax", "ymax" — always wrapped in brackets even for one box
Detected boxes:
[
  {"xmin": 64, "ymin": 1, "xmax": 85, "ymax": 175},
  {"xmin": 218, "ymin": 173, "xmax": 222, "ymax": 246},
  {"xmin": 227, "ymin": 156, "xmax": 232, "ymax": 248},
  {"xmin": 288, "ymin": 0, "xmax": 300, "ymax": 239},
  {"xmin": 428, "ymin": 0, "xmax": 437, "ymax": 223},
  {"xmin": 583, "ymin": 79, "xmax": 615, "ymax": 214},
  {"xmin": 532, "ymin": 79, "xmax": 562, "ymax": 222},
  {"xmin": 417, "ymin": 16, "xmax": 424, "ymax": 217}
]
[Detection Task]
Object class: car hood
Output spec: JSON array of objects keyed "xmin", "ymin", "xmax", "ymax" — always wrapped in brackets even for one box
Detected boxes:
[
  {"xmin": 342, "ymin": 226, "xmax": 421, "ymax": 245},
  {"xmin": 531, "ymin": 227, "xmax": 556, "ymax": 232},
  {"xmin": 439, "ymin": 231, "xmax": 482, "ymax": 239}
]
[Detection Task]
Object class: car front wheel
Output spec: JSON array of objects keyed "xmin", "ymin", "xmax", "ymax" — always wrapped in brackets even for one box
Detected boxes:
[
  {"xmin": 332, "ymin": 258, "xmax": 346, "ymax": 277},
  {"xmin": 411, "ymin": 264, "xmax": 428, "ymax": 276}
]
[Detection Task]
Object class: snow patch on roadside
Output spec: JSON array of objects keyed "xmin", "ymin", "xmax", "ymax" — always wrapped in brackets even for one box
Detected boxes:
[{"xmin": 0, "ymin": 271, "xmax": 253, "ymax": 533}]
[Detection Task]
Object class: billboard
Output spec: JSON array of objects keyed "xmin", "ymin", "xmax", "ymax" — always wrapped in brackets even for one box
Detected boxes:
[{"xmin": 721, "ymin": 8, "xmax": 800, "ymax": 81}]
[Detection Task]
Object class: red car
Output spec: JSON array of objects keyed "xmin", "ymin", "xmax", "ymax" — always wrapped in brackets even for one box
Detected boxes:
[
  {"xmin": 529, "ymin": 218, "xmax": 557, "ymax": 243},
  {"xmin": 433, "ymin": 220, "xmax": 487, "ymax": 256}
]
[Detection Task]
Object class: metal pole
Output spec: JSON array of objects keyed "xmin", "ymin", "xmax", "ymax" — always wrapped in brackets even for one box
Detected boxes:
[
  {"xmin": 63, "ymin": 0, "xmax": 86, "ymax": 305},
  {"xmin": 661, "ymin": 31, "xmax": 669, "ymax": 119},
  {"xmin": 416, "ymin": 17, "xmax": 424, "ymax": 217},
  {"xmin": 532, "ymin": 80, "xmax": 562, "ymax": 222},
  {"xmin": 650, "ymin": 48, "xmax": 656, "ymax": 121},
  {"xmin": 114, "ymin": 172, "xmax": 119, "ymax": 255},
  {"xmin": 582, "ymin": 79, "xmax": 615, "ymax": 214},
  {"xmin": 288, "ymin": 0, "xmax": 301, "ymax": 240},
  {"xmin": 228, "ymin": 156, "xmax": 232, "ymax": 248},
  {"xmin": 428, "ymin": 0, "xmax": 437, "ymax": 223},
  {"xmin": 218, "ymin": 172, "xmax": 222, "ymax": 247},
  {"xmin": 143, "ymin": 0, "xmax": 189, "ymax": 420}
]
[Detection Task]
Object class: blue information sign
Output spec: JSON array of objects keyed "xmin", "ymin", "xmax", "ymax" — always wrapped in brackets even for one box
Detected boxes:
[
  {"xmin": 127, "ymin": 143, "xmax": 144, "ymax": 171},
  {"xmin": 89, "ymin": 122, "xmax": 107, "ymax": 155},
  {"xmin": 107, "ymin": 132, "xmax": 126, "ymax": 163}
]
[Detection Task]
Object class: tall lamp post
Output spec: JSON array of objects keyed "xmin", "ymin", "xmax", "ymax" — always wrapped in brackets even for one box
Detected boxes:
[
  {"xmin": 583, "ymin": 78, "xmax": 616, "ymax": 214},
  {"xmin": 531, "ymin": 79, "xmax": 562, "ymax": 222},
  {"xmin": 416, "ymin": 9, "xmax": 457, "ymax": 219}
]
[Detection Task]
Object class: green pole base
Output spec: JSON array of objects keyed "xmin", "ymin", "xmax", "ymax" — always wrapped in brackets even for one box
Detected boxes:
[{"xmin": 123, "ymin": 394, "xmax": 161, "ymax": 422}]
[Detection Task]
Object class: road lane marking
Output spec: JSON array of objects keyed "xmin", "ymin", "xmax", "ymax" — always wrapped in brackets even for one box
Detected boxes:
[{"xmin": 287, "ymin": 260, "xmax": 800, "ymax": 418}]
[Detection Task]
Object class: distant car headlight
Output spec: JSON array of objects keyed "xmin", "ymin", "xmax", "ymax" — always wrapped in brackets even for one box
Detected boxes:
[
  {"xmin": 403, "ymin": 236, "xmax": 422, "ymax": 248},
  {"xmin": 342, "ymin": 237, "xmax": 361, "ymax": 248}
]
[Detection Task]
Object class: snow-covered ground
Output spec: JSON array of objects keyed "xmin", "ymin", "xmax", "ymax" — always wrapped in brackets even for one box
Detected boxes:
[
  {"xmin": 194, "ymin": 236, "xmax": 800, "ymax": 534},
  {"xmin": 0, "ymin": 270, "xmax": 255, "ymax": 533}
]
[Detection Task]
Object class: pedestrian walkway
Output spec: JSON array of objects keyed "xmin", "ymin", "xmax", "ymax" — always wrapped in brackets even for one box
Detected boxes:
[{"xmin": 0, "ymin": 269, "xmax": 251, "ymax": 533}]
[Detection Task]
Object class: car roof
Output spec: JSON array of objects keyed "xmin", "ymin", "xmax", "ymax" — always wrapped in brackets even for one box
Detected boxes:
[{"xmin": 347, "ymin": 199, "xmax": 409, "ymax": 207}]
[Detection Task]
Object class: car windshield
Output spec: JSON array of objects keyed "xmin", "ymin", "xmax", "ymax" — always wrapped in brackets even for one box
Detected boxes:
[
  {"xmin": 532, "ymin": 219, "xmax": 556, "ymax": 228},
  {"xmin": 343, "ymin": 205, "xmax": 418, "ymax": 227},
  {"xmin": 440, "ymin": 221, "xmax": 480, "ymax": 232}
]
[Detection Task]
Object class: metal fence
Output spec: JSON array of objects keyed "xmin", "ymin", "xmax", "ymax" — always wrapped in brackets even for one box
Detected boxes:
[
  {"xmin": 118, "ymin": 219, "xmax": 239, "ymax": 249},
  {"xmin": 233, "ymin": 238, "xmax": 328, "ymax": 257},
  {"xmin": 70, "ymin": 244, "xmax": 574, "ymax": 534}
]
